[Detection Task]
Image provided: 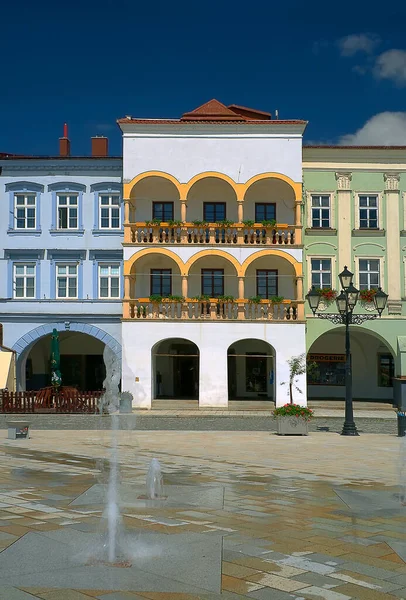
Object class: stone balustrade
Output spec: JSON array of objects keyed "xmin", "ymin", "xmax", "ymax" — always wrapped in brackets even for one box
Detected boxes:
[
  {"xmin": 123, "ymin": 299, "xmax": 304, "ymax": 321},
  {"xmin": 124, "ymin": 223, "xmax": 302, "ymax": 246}
]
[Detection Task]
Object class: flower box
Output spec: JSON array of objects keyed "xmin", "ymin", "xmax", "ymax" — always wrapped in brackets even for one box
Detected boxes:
[{"xmin": 276, "ymin": 416, "xmax": 309, "ymax": 436}]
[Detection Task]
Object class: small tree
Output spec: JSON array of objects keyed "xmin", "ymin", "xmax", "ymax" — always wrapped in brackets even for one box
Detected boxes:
[{"xmin": 281, "ymin": 353, "xmax": 307, "ymax": 404}]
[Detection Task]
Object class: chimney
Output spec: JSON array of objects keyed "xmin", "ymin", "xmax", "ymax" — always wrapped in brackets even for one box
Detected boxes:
[
  {"xmin": 59, "ymin": 123, "xmax": 71, "ymax": 157},
  {"xmin": 91, "ymin": 136, "xmax": 108, "ymax": 157}
]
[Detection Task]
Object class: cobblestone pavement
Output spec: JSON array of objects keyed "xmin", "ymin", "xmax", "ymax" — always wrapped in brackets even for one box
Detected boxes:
[{"xmin": 0, "ymin": 430, "xmax": 405, "ymax": 599}]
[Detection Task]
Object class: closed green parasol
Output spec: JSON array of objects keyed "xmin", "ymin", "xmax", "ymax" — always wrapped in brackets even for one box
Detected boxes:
[{"xmin": 50, "ymin": 328, "xmax": 62, "ymax": 388}]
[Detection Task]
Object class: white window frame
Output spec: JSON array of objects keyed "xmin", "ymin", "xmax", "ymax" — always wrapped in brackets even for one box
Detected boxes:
[
  {"xmin": 13, "ymin": 263, "xmax": 36, "ymax": 299},
  {"xmin": 99, "ymin": 194, "xmax": 120, "ymax": 229},
  {"xmin": 356, "ymin": 257, "xmax": 383, "ymax": 290},
  {"xmin": 56, "ymin": 263, "xmax": 78, "ymax": 299},
  {"xmin": 355, "ymin": 193, "xmax": 383, "ymax": 230},
  {"xmin": 306, "ymin": 192, "xmax": 335, "ymax": 229},
  {"xmin": 98, "ymin": 264, "xmax": 120, "ymax": 299},
  {"xmin": 57, "ymin": 194, "xmax": 78, "ymax": 230},
  {"xmin": 310, "ymin": 257, "xmax": 333, "ymax": 289},
  {"xmin": 14, "ymin": 193, "xmax": 36, "ymax": 229}
]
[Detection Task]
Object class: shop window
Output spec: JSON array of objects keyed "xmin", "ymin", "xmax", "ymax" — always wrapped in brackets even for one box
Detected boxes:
[{"xmin": 307, "ymin": 353, "xmax": 346, "ymax": 386}]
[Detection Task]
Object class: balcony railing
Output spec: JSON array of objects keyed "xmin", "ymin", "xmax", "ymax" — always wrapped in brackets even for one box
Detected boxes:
[
  {"xmin": 123, "ymin": 299, "xmax": 304, "ymax": 321},
  {"xmin": 124, "ymin": 223, "xmax": 302, "ymax": 246}
]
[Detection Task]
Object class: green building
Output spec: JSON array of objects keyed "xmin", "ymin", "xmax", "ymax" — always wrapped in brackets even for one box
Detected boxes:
[{"xmin": 303, "ymin": 146, "xmax": 406, "ymax": 402}]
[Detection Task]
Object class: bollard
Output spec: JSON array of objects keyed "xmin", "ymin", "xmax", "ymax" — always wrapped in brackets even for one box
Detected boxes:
[{"xmin": 397, "ymin": 412, "xmax": 406, "ymax": 437}]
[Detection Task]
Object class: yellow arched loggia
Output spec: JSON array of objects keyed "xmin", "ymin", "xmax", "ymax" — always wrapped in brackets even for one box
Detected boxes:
[
  {"xmin": 184, "ymin": 249, "xmax": 242, "ymax": 276},
  {"xmin": 124, "ymin": 248, "xmax": 185, "ymax": 276},
  {"xmin": 241, "ymin": 249, "xmax": 303, "ymax": 277},
  {"xmin": 124, "ymin": 171, "xmax": 182, "ymax": 199},
  {"xmin": 184, "ymin": 171, "xmax": 242, "ymax": 201},
  {"xmin": 242, "ymin": 172, "xmax": 302, "ymax": 201}
]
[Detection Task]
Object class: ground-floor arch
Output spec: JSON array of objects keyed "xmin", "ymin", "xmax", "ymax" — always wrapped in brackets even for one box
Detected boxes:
[
  {"xmin": 308, "ymin": 327, "xmax": 394, "ymax": 402},
  {"xmin": 227, "ymin": 339, "xmax": 275, "ymax": 401},
  {"xmin": 152, "ymin": 338, "xmax": 199, "ymax": 400},
  {"xmin": 13, "ymin": 323, "xmax": 121, "ymax": 391}
]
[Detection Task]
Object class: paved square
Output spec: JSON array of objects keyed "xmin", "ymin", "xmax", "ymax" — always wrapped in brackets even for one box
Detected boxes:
[{"xmin": 0, "ymin": 428, "xmax": 405, "ymax": 599}]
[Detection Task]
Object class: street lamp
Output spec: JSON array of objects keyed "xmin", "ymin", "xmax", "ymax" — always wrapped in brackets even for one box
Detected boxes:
[{"xmin": 306, "ymin": 266, "xmax": 388, "ymax": 436}]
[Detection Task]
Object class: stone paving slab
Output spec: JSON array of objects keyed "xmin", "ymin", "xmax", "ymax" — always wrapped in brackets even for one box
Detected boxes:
[{"xmin": 0, "ymin": 432, "xmax": 405, "ymax": 599}]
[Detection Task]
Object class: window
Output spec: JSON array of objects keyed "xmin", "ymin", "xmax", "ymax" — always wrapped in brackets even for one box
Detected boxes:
[
  {"xmin": 359, "ymin": 259, "xmax": 380, "ymax": 290},
  {"xmin": 201, "ymin": 269, "xmax": 224, "ymax": 297},
  {"xmin": 150, "ymin": 269, "xmax": 172, "ymax": 296},
  {"xmin": 56, "ymin": 264, "xmax": 78, "ymax": 298},
  {"xmin": 256, "ymin": 270, "xmax": 278, "ymax": 298},
  {"xmin": 378, "ymin": 354, "xmax": 394, "ymax": 387},
  {"xmin": 255, "ymin": 203, "xmax": 276, "ymax": 222},
  {"xmin": 359, "ymin": 195, "xmax": 378, "ymax": 229},
  {"xmin": 307, "ymin": 353, "xmax": 346, "ymax": 386},
  {"xmin": 14, "ymin": 194, "xmax": 36, "ymax": 229},
  {"xmin": 99, "ymin": 194, "xmax": 120, "ymax": 229},
  {"xmin": 311, "ymin": 195, "xmax": 330, "ymax": 228},
  {"xmin": 152, "ymin": 202, "xmax": 174, "ymax": 222},
  {"xmin": 99, "ymin": 265, "xmax": 120, "ymax": 298},
  {"xmin": 57, "ymin": 194, "xmax": 78, "ymax": 229},
  {"xmin": 311, "ymin": 259, "xmax": 332, "ymax": 289},
  {"xmin": 14, "ymin": 264, "xmax": 35, "ymax": 298},
  {"xmin": 203, "ymin": 203, "xmax": 226, "ymax": 222}
]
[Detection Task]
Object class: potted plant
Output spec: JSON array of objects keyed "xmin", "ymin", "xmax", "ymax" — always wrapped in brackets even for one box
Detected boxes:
[
  {"xmin": 243, "ymin": 220, "xmax": 255, "ymax": 227},
  {"xmin": 316, "ymin": 288, "xmax": 337, "ymax": 306},
  {"xmin": 216, "ymin": 219, "xmax": 234, "ymax": 227},
  {"xmin": 192, "ymin": 220, "xmax": 207, "ymax": 227},
  {"xmin": 145, "ymin": 218, "xmax": 162, "ymax": 226},
  {"xmin": 269, "ymin": 295, "xmax": 284, "ymax": 304},
  {"xmin": 168, "ymin": 220, "xmax": 183, "ymax": 227},
  {"xmin": 191, "ymin": 294, "xmax": 210, "ymax": 302},
  {"xmin": 273, "ymin": 403, "xmax": 314, "ymax": 435},
  {"xmin": 275, "ymin": 353, "xmax": 313, "ymax": 435},
  {"xmin": 360, "ymin": 288, "xmax": 377, "ymax": 304},
  {"xmin": 248, "ymin": 295, "xmax": 262, "ymax": 303},
  {"xmin": 149, "ymin": 294, "xmax": 163, "ymax": 303},
  {"xmin": 261, "ymin": 219, "xmax": 277, "ymax": 228},
  {"xmin": 167, "ymin": 294, "xmax": 185, "ymax": 302}
]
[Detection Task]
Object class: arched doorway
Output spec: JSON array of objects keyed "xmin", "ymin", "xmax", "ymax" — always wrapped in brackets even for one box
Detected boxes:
[
  {"xmin": 24, "ymin": 331, "xmax": 106, "ymax": 391},
  {"xmin": 227, "ymin": 339, "xmax": 275, "ymax": 401},
  {"xmin": 153, "ymin": 338, "xmax": 199, "ymax": 400},
  {"xmin": 308, "ymin": 327, "xmax": 395, "ymax": 402}
]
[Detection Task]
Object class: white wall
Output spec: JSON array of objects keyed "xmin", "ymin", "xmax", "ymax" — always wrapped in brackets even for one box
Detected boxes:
[
  {"xmin": 122, "ymin": 321, "xmax": 306, "ymax": 408},
  {"xmin": 123, "ymin": 131, "xmax": 303, "ymax": 185}
]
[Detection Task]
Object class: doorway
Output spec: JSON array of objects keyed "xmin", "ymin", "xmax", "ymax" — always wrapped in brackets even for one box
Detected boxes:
[
  {"xmin": 153, "ymin": 338, "xmax": 199, "ymax": 400},
  {"xmin": 227, "ymin": 339, "xmax": 275, "ymax": 401}
]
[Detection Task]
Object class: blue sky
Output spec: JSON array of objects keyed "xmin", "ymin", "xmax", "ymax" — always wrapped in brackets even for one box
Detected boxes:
[{"xmin": 2, "ymin": 0, "xmax": 406, "ymax": 155}]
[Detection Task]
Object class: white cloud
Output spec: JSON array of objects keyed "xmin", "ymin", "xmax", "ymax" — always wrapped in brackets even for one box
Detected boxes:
[
  {"xmin": 373, "ymin": 49, "xmax": 406, "ymax": 85},
  {"xmin": 339, "ymin": 112, "xmax": 406, "ymax": 145},
  {"xmin": 338, "ymin": 33, "xmax": 380, "ymax": 57}
]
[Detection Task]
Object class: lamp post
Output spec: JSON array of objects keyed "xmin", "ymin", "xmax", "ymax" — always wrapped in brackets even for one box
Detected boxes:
[{"xmin": 306, "ymin": 267, "xmax": 388, "ymax": 436}]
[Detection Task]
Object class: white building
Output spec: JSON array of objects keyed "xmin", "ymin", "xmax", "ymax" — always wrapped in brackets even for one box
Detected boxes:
[{"xmin": 119, "ymin": 100, "xmax": 307, "ymax": 408}]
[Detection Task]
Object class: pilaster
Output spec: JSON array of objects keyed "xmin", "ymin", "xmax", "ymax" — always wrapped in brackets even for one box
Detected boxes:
[
  {"xmin": 384, "ymin": 172, "xmax": 401, "ymax": 313},
  {"xmin": 336, "ymin": 172, "xmax": 352, "ymax": 276}
]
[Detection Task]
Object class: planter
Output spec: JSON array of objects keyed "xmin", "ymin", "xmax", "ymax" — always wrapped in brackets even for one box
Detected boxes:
[{"xmin": 276, "ymin": 416, "xmax": 309, "ymax": 436}]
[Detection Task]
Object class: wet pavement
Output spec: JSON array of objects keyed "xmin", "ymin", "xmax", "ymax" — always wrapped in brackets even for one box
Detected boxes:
[{"xmin": 0, "ymin": 429, "xmax": 405, "ymax": 599}]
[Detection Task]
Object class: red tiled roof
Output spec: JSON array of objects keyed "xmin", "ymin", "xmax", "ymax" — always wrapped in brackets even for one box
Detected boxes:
[
  {"xmin": 118, "ymin": 99, "xmax": 305, "ymax": 125},
  {"xmin": 181, "ymin": 99, "xmax": 245, "ymax": 121},
  {"xmin": 228, "ymin": 104, "xmax": 272, "ymax": 120}
]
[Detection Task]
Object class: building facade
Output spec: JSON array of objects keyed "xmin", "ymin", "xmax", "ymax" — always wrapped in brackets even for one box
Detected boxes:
[
  {"xmin": 120, "ymin": 100, "xmax": 307, "ymax": 408},
  {"xmin": 0, "ymin": 133, "xmax": 123, "ymax": 391},
  {"xmin": 303, "ymin": 146, "xmax": 406, "ymax": 402}
]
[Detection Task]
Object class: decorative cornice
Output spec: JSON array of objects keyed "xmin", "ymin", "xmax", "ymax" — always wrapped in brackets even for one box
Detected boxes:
[
  {"xmin": 384, "ymin": 172, "xmax": 400, "ymax": 191},
  {"xmin": 3, "ymin": 164, "xmax": 122, "ymax": 173},
  {"xmin": 335, "ymin": 172, "xmax": 352, "ymax": 190}
]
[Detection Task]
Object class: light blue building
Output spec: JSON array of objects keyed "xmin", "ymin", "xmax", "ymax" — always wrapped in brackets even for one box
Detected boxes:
[{"xmin": 0, "ymin": 134, "xmax": 123, "ymax": 390}]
